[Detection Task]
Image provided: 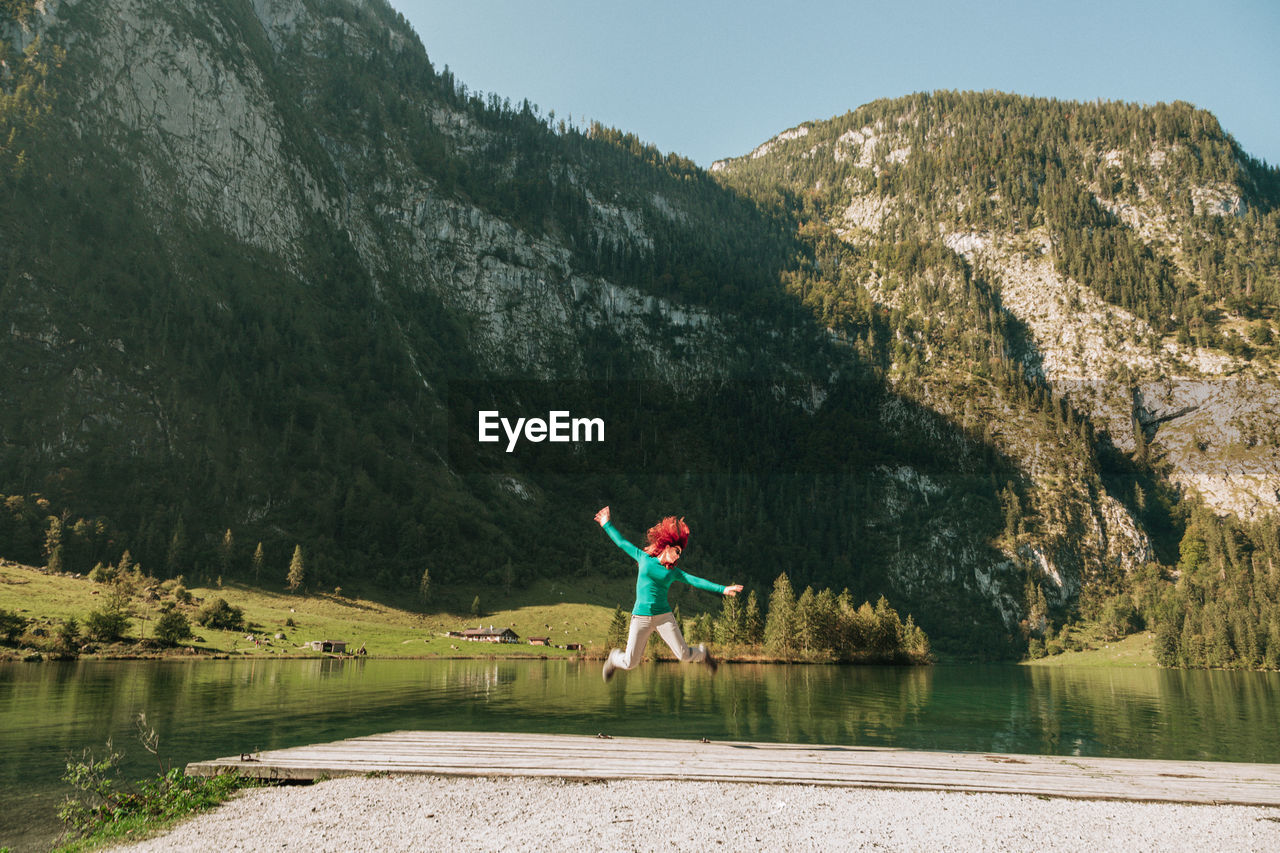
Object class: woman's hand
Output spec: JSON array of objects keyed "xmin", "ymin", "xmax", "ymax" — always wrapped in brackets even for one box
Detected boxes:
[
  {"xmin": 723, "ymin": 584, "xmax": 743, "ymax": 597},
  {"xmin": 594, "ymin": 506, "xmax": 610, "ymax": 526}
]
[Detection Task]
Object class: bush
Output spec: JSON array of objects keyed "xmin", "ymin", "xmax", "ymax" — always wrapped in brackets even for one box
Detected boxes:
[
  {"xmin": 58, "ymin": 617, "xmax": 81, "ymax": 652},
  {"xmin": 59, "ymin": 743, "xmax": 252, "ymax": 845},
  {"xmin": 0, "ymin": 608, "xmax": 26, "ymax": 644},
  {"xmin": 195, "ymin": 598, "xmax": 244, "ymax": 631},
  {"xmin": 1099, "ymin": 595, "xmax": 1140, "ymax": 641},
  {"xmin": 160, "ymin": 576, "xmax": 193, "ymax": 605},
  {"xmin": 85, "ymin": 608, "xmax": 130, "ymax": 642},
  {"xmin": 88, "ymin": 562, "xmax": 116, "ymax": 584},
  {"xmin": 153, "ymin": 608, "xmax": 192, "ymax": 646},
  {"xmin": 1154, "ymin": 618, "xmax": 1180, "ymax": 667}
]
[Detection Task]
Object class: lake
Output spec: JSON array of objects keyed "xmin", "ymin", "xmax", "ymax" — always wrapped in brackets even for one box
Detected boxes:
[{"xmin": 3, "ymin": 659, "xmax": 1279, "ymax": 851}]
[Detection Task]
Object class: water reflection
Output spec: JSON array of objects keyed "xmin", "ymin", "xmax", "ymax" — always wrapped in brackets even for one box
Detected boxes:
[{"xmin": 2, "ymin": 660, "xmax": 1279, "ymax": 852}]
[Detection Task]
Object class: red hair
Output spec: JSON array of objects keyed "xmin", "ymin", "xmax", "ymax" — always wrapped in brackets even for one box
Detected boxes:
[{"xmin": 643, "ymin": 516, "xmax": 690, "ymax": 556}]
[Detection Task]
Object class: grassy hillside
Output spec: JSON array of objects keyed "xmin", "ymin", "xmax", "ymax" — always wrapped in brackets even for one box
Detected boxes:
[
  {"xmin": 0, "ymin": 562, "xmax": 635, "ymax": 659},
  {"xmin": 1023, "ymin": 630, "xmax": 1157, "ymax": 669}
]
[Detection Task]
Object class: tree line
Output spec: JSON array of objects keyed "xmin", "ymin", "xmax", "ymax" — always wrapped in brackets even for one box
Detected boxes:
[
  {"xmin": 1147, "ymin": 505, "xmax": 1280, "ymax": 669},
  {"xmin": 0, "ymin": 513, "xmax": 315, "ymax": 653},
  {"xmin": 605, "ymin": 572, "xmax": 930, "ymax": 664}
]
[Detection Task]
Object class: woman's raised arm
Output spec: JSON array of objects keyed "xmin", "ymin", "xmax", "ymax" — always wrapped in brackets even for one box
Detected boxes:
[{"xmin": 595, "ymin": 506, "xmax": 642, "ymax": 561}]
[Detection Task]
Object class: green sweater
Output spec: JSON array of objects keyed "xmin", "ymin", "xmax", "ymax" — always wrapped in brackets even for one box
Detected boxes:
[{"xmin": 602, "ymin": 521, "xmax": 726, "ymax": 616}]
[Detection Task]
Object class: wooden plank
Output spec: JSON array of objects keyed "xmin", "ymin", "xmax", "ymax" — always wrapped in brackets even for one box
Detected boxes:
[{"xmin": 186, "ymin": 731, "xmax": 1280, "ymax": 806}]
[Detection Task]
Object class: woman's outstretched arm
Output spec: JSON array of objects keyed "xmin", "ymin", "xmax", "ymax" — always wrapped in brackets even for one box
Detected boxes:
[
  {"xmin": 673, "ymin": 569, "xmax": 743, "ymax": 597},
  {"xmin": 594, "ymin": 506, "xmax": 643, "ymax": 561}
]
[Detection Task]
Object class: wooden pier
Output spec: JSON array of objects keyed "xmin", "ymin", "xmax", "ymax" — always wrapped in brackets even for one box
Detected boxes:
[{"xmin": 187, "ymin": 731, "xmax": 1280, "ymax": 807}]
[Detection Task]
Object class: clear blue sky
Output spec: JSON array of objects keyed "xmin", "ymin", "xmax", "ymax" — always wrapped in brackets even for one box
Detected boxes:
[{"xmin": 389, "ymin": 0, "xmax": 1280, "ymax": 169}]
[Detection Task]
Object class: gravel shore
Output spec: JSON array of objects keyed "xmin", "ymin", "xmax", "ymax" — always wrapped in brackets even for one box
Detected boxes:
[{"xmin": 107, "ymin": 775, "xmax": 1280, "ymax": 852}]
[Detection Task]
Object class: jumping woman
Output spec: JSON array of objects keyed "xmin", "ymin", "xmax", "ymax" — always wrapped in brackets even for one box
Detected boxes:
[{"xmin": 594, "ymin": 506, "xmax": 743, "ymax": 682}]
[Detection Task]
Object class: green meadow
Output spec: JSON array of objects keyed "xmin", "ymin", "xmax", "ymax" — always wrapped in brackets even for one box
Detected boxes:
[{"xmin": 0, "ymin": 562, "xmax": 637, "ymax": 659}]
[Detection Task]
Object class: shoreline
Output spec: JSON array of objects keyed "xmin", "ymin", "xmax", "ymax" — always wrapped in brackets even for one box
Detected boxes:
[
  {"xmin": 0, "ymin": 652, "xmax": 932, "ymax": 666},
  {"xmin": 0, "ymin": 644, "xmax": 935, "ymax": 665},
  {"xmin": 1, "ymin": 562, "xmax": 928, "ymax": 667},
  {"xmin": 105, "ymin": 774, "xmax": 1280, "ymax": 852}
]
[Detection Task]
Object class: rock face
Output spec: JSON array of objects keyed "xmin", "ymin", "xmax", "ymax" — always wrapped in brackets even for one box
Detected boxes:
[
  {"xmin": 1136, "ymin": 379, "xmax": 1280, "ymax": 519},
  {"xmin": 26, "ymin": 0, "xmax": 764, "ymax": 383},
  {"xmin": 81, "ymin": 0, "xmax": 315, "ymax": 263},
  {"xmin": 945, "ymin": 234, "xmax": 1280, "ymax": 521}
]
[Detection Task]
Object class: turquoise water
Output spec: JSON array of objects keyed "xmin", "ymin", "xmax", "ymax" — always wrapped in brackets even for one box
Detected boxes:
[{"xmin": 2, "ymin": 659, "xmax": 1279, "ymax": 851}]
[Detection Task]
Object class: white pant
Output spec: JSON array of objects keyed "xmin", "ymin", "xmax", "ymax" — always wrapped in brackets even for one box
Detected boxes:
[{"xmin": 608, "ymin": 612, "xmax": 706, "ymax": 670}]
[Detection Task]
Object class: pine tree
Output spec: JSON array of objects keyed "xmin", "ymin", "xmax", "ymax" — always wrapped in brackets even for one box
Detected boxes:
[
  {"xmin": 743, "ymin": 590, "xmax": 763, "ymax": 644},
  {"xmin": 219, "ymin": 529, "xmax": 234, "ymax": 579},
  {"xmin": 764, "ymin": 573, "xmax": 797, "ymax": 656},
  {"xmin": 715, "ymin": 591, "xmax": 742, "ymax": 645},
  {"xmin": 1154, "ymin": 613, "xmax": 1181, "ymax": 666},
  {"xmin": 605, "ymin": 606, "xmax": 628, "ymax": 650},
  {"xmin": 835, "ymin": 589, "xmax": 856, "ymax": 656},
  {"xmin": 1179, "ymin": 615, "xmax": 1200, "ymax": 667},
  {"xmin": 286, "ymin": 545, "xmax": 305, "ymax": 593},
  {"xmin": 1266, "ymin": 618, "xmax": 1280, "ymax": 670},
  {"xmin": 697, "ymin": 612, "xmax": 715, "ymax": 645},
  {"xmin": 1133, "ymin": 418, "xmax": 1150, "ymax": 465},
  {"xmin": 44, "ymin": 515, "xmax": 63, "ymax": 573},
  {"xmin": 903, "ymin": 615, "xmax": 930, "ymax": 660},
  {"xmin": 418, "ymin": 566, "xmax": 431, "ymax": 605},
  {"xmin": 166, "ymin": 518, "xmax": 187, "ymax": 577},
  {"xmin": 796, "ymin": 586, "xmax": 817, "ymax": 653},
  {"xmin": 252, "ymin": 542, "xmax": 264, "ymax": 584},
  {"xmin": 813, "ymin": 588, "xmax": 840, "ymax": 654},
  {"xmin": 1024, "ymin": 577, "xmax": 1048, "ymax": 637},
  {"xmin": 1001, "ymin": 482, "xmax": 1021, "ymax": 540},
  {"xmin": 501, "ymin": 560, "xmax": 515, "ymax": 595},
  {"xmin": 871, "ymin": 595, "xmax": 902, "ymax": 656},
  {"xmin": 470, "ymin": 595, "xmax": 482, "ymax": 618}
]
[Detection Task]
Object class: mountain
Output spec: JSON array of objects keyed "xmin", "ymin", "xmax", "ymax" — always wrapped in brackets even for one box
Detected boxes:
[
  {"xmin": 711, "ymin": 91, "xmax": 1280, "ymax": 663},
  {"xmin": 713, "ymin": 91, "xmax": 1280, "ymax": 522},
  {"xmin": 2, "ymin": 0, "xmax": 1278, "ymax": 660}
]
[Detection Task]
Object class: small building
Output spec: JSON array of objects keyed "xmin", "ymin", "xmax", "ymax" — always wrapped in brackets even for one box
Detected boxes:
[
  {"xmin": 564, "ymin": 643, "xmax": 583, "ymax": 651},
  {"xmin": 306, "ymin": 640, "xmax": 347, "ymax": 653},
  {"xmin": 457, "ymin": 626, "xmax": 520, "ymax": 644},
  {"xmin": 528, "ymin": 637, "xmax": 550, "ymax": 646}
]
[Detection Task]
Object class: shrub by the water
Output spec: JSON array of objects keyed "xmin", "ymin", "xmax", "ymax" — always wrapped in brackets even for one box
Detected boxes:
[
  {"xmin": 152, "ymin": 608, "xmax": 192, "ymax": 645},
  {"xmin": 194, "ymin": 598, "xmax": 244, "ymax": 631},
  {"xmin": 57, "ymin": 618, "xmax": 81, "ymax": 652},
  {"xmin": 0, "ymin": 607, "xmax": 25, "ymax": 644},
  {"xmin": 56, "ymin": 741, "xmax": 254, "ymax": 851},
  {"xmin": 83, "ymin": 608, "xmax": 129, "ymax": 643}
]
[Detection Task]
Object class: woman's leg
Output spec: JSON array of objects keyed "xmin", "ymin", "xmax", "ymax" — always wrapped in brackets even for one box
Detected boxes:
[
  {"xmin": 609, "ymin": 614, "xmax": 656, "ymax": 671},
  {"xmin": 653, "ymin": 612, "xmax": 706, "ymax": 663}
]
